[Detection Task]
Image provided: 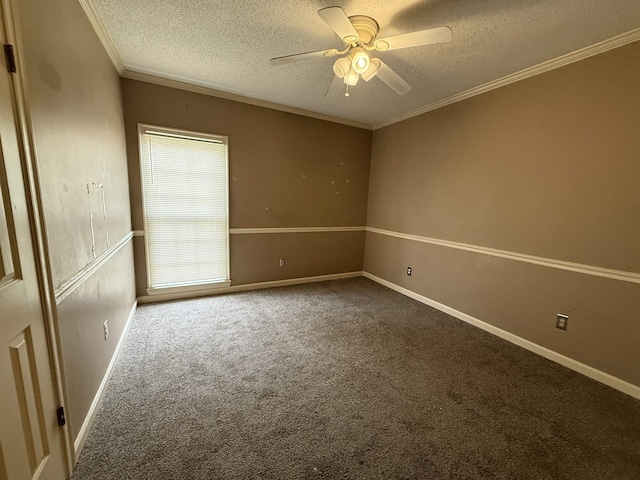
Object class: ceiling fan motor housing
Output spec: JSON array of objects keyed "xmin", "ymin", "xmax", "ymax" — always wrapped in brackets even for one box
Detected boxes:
[{"xmin": 348, "ymin": 15, "xmax": 380, "ymax": 45}]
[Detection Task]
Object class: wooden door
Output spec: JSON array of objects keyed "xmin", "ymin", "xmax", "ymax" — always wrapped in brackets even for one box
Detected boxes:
[{"xmin": 0, "ymin": 7, "xmax": 67, "ymax": 480}]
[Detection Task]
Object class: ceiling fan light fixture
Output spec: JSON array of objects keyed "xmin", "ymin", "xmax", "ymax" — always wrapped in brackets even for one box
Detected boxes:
[
  {"xmin": 350, "ymin": 48, "xmax": 370, "ymax": 74},
  {"xmin": 344, "ymin": 68, "xmax": 359, "ymax": 86},
  {"xmin": 332, "ymin": 57, "xmax": 351, "ymax": 78},
  {"xmin": 271, "ymin": 6, "xmax": 453, "ymax": 99}
]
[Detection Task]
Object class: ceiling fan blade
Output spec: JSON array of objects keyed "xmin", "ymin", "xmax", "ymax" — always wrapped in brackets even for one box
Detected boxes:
[
  {"xmin": 270, "ymin": 48, "xmax": 339, "ymax": 66},
  {"xmin": 325, "ymin": 75, "xmax": 344, "ymax": 98},
  {"xmin": 318, "ymin": 6, "xmax": 359, "ymax": 43},
  {"xmin": 375, "ymin": 26, "xmax": 452, "ymax": 51},
  {"xmin": 374, "ymin": 59, "xmax": 411, "ymax": 95}
]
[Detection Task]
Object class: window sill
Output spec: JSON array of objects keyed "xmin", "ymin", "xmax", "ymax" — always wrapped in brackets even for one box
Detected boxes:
[{"xmin": 146, "ymin": 280, "xmax": 231, "ymax": 296}]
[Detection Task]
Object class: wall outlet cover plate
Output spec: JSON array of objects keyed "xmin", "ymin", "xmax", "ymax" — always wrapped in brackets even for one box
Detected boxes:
[{"xmin": 556, "ymin": 314, "xmax": 568, "ymax": 331}]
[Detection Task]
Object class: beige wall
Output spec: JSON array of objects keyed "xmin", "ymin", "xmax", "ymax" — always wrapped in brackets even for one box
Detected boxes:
[
  {"xmin": 231, "ymin": 232, "xmax": 365, "ymax": 285},
  {"xmin": 121, "ymin": 79, "xmax": 372, "ymax": 295},
  {"xmin": 365, "ymin": 41, "xmax": 640, "ymax": 386},
  {"xmin": 17, "ymin": 0, "xmax": 136, "ymax": 441}
]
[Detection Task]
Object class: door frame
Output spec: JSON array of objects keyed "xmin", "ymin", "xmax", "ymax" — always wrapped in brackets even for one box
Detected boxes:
[{"xmin": 1, "ymin": 0, "xmax": 73, "ymax": 474}]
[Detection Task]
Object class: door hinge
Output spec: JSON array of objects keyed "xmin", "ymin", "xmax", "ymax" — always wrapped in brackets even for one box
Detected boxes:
[
  {"xmin": 4, "ymin": 44, "xmax": 16, "ymax": 73},
  {"xmin": 56, "ymin": 406, "xmax": 66, "ymax": 426}
]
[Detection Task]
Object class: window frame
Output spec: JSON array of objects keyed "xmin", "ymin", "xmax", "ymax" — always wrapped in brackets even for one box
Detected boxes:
[{"xmin": 137, "ymin": 123, "xmax": 230, "ymax": 296}]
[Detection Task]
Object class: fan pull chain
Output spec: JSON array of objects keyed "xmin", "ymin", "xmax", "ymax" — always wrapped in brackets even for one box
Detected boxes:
[{"xmin": 345, "ymin": 84, "xmax": 350, "ymax": 97}]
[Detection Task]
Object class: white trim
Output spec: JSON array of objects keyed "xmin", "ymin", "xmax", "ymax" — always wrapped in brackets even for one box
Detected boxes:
[
  {"xmin": 121, "ymin": 70, "xmax": 372, "ymax": 130},
  {"xmin": 138, "ymin": 227, "xmax": 366, "ymax": 236},
  {"xmin": 230, "ymin": 226, "xmax": 366, "ymax": 234},
  {"xmin": 138, "ymin": 123, "xmax": 230, "ymax": 290},
  {"xmin": 137, "ymin": 271, "xmax": 363, "ymax": 304},
  {"xmin": 54, "ymin": 232, "xmax": 134, "ymax": 304},
  {"xmin": 146, "ymin": 280, "xmax": 232, "ymax": 296},
  {"xmin": 373, "ymin": 28, "xmax": 640, "ymax": 129},
  {"xmin": 363, "ymin": 272, "xmax": 640, "ymax": 400},
  {"xmin": 4, "ymin": 0, "xmax": 76, "ymax": 471},
  {"xmin": 366, "ymin": 227, "xmax": 640, "ymax": 285},
  {"xmin": 74, "ymin": 301, "xmax": 137, "ymax": 458},
  {"xmin": 77, "ymin": 0, "xmax": 124, "ymax": 74},
  {"xmin": 139, "ymin": 123, "xmax": 227, "ymax": 143}
]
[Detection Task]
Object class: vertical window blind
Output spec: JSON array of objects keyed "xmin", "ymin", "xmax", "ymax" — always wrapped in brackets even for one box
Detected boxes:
[{"xmin": 139, "ymin": 125, "xmax": 229, "ymax": 290}]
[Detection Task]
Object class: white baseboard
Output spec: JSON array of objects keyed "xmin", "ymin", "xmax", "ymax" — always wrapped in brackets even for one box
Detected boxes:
[
  {"xmin": 363, "ymin": 272, "xmax": 640, "ymax": 400},
  {"xmin": 137, "ymin": 271, "xmax": 364, "ymax": 304},
  {"xmin": 74, "ymin": 300, "xmax": 138, "ymax": 458}
]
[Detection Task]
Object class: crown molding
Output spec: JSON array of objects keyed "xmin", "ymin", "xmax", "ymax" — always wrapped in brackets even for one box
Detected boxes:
[
  {"xmin": 121, "ymin": 69, "xmax": 373, "ymax": 130},
  {"xmin": 78, "ymin": 0, "xmax": 638, "ymax": 132},
  {"xmin": 77, "ymin": 0, "xmax": 124, "ymax": 74},
  {"xmin": 373, "ymin": 28, "xmax": 640, "ymax": 130}
]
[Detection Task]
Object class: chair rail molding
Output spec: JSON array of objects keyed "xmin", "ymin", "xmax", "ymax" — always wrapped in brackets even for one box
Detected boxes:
[
  {"xmin": 55, "ymin": 231, "xmax": 134, "ymax": 304},
  {"xmin": 366, "ymin": 227, "xmax": 640, "ymax": 284}
]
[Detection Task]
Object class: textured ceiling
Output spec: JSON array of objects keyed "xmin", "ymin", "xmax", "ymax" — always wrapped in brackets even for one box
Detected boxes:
[{"xmin": 89, "ymin": 0, "xmax": 640, "ymax": 127}]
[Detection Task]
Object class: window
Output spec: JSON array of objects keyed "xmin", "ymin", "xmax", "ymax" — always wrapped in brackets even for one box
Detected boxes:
[{"xmin": 139, "ymin": 124, "xmax": 229, "ymax": 294}]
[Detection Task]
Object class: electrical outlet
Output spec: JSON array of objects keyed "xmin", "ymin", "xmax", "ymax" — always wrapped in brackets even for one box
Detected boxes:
[
  {"xmin": 279, "ymin": 258, "xmax": 285, "ymax": 267},
  {"xmin": 103, "ymin": 320, "xmax": 109, "ymax": 340},
  {"xmin": 556, "ymin": 314, "xmax": 568, "ymax": 331},
  {"xmin": 407, "ymin": 267, "xmax": 412, "ymax": 276}
]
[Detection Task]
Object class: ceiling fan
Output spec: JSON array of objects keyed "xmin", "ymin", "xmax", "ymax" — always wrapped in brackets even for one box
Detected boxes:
[{"xmin": 270, "ymin": 6, "xmax": 452, "ymax": 97}]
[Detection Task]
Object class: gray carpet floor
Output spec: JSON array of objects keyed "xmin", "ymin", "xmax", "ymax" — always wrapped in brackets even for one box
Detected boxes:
[{"xmin": 72, "ymin": 277, "xmax": 640, "ymax": 479}]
